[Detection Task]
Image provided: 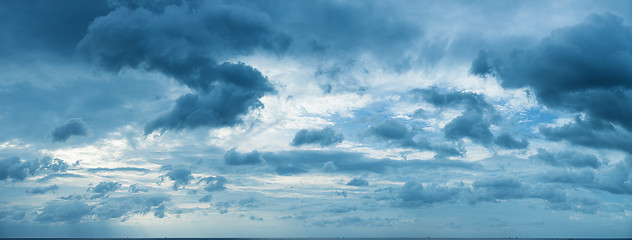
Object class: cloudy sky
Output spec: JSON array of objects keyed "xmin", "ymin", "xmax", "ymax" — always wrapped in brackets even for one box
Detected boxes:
[{"xmin": 1, "ymin": 0, "xmax": 632, "ymax": 237}]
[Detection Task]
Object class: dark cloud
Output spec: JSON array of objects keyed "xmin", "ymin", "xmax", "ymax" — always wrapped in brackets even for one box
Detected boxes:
[
  {"xmin": 346, "ymin": 177, "xmax": 369, "ymax": 187},
  {"xmin": 397, "ymin": 181, "xmax": 461, "ymax": 207},
  {"xmin": 78, "ymin": 3, "xmax": 284, "ymax": 134},
  {"xmin": 165, "ymin": 168, "xmax": 193, "ymax": 190},
  {"xmin": 0, "ymin": 156, "xmax": 69, "ymax": 181},
  {"xmin": 469, "ymin": 50, "xmax": 494, "ymax": 77},
  {"xmin": 199, "ymin": 176, "xmax": 227, "ymax": 192},
  {"xmin": 0, "ymin": 0, "xmax": 111, "ymax": 60},
  {"xmin": 26, "ymin": 185, "xmax": 59, "ymax": 195},
  {"xmin": 34, "ymin": 200, "xmax": 93, "ymax": 223},
  {"xmin": 290, "ymin": 127, "xmax": 344, "ymax": 147},
  {"xmin": 142, "ymin": 65, "xmax": 275, "ymax": 134},
  {"xmin": 443, "ymin": 110, "xmax": 495, "ymax": 145},
  {"xmin": 0, "ymin": 156, "xmax": 30, "ymax": 181},
  {"xmin": 366, "ymin": 118, "xmax": 462, "ymax": 157},
  {"xmin": 494, "ymin": 133, "xmax": 529, "ymax": 150},
  {"xmin": 224, "ymin": 148, "xmax": 263, "ymax": 165},
  {"xmin": 50, "ymin": 118, "xmax": 89, "ymax": 142},
  {"xmin": 476, "ymin": 13, "xmax": 632, "ymax": 151},
  {"xmin": 540, "ymin": 115, "xmax": 632, "ymax": 153},
  {"xmin": 90, "ymin": 181, "xmax": 121, "ymax": 199},
  {"xmin": 415, "ymin": 88, "xmax": 530, "ymax": 150},
  {"xmin": 530, "ymin": 148, "xmax": 602, "ymax": 169},
  {"xmin": 414, "ymin": 88, "xmax": 499, "ymax": 146}
]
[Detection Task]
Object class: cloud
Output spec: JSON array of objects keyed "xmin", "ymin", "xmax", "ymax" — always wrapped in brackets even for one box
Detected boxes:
[
  {"xmin": 414, "ymin": 88, "xmax": 530, "ymax": 150},
  {"xmin": 90, "ymin": 181, "xmax": 121, "ymax": 199},
  {"xmin": 346, "ymin": 177, "xmax": 369, "ymax": 187},
  {"xmin": 414, "ymin": 88, "xmax": 500, "ymax": 146},
  {"xmin": 366, "ymin": 118, "xmax": 462, "ymax": 157},
  {"xmin": 92, "ymin": 195, "xmax": 170, "ymax": 220},
  {"xmin": 198, "ymin": 195, "xmax": 213, "ymax": 203},
  {"xmin": 290, "ymin": 127, "xmax": 344, "ymax": 147},
  {"xmin": 540, "ymin": 115, "xmax": 632, "ymax": 153},
  {"xmin": 324, "ymin": 205, "xmax": 357, "ymax": 214},
  {"xmin": 260, "ymin": 150, "xmax": 478, "ymax": 175},
  {"xmin": 199, "ymin": 176, "xmax": 227, "ymax": 192},
  {"xmin": 0, "ymin": 156, "xmax": 69, "ymax": 181},
  {"xmin": 224, "ymin": 148, "xmax": 263, "ymax": 165},
  {"xmin": 397, "ymin": 181, "xmax": 461, "ymax": 207},
  {"xmin": 0, "ymin": 0, "xmax": 111, "ymax": 60},
  {"xmin": 87, "ymin": 167, "xmax": 151, "ymax": 173},
  {"xmin": 311, "ymin": 216, "xmax": 401, "ymax": 228},
  {"xmin": 50, "ymin": 118, "xmax": 89, "ymax": 142},
  {"xmin": 476, "ymin": 13, "xmax": 632, "ymax": 150},
  {"xmin": 34, "ymin": 200, "xmax": 93, "ymax": 223},
  {"xmin": 78, "ymin": 3, "xmax": 285, "ymax": 134},
  {"xmin": 165, "ymin": 168, "xmax": 193, "ymax": 190},
  {"xmin": 142, "ymin": 65, "xmax": 275, "ymax": 134},
  {"xmin": 26, "ymin": 185, "xmax": 59, "ymax": 194},
  {"xmin": 256, "ymin": 1, "xmax": 422, "ymax": 69},
  {"xmin": 494, "ymin": 133, "xmax": 529, "ymax": 150},
  {"xmin": 36, "ymin": 173, "xmax": 85, "ymax": 183},
  {"xmin": 530, "ymin": 148, "xmax": 602, "ymax": 169}
]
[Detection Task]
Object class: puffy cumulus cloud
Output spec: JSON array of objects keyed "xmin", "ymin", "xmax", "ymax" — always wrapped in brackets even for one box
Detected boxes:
[
  {"xmin": 540, "ymin": 115, "xmax": 632, "ymax": 154},
  {"xmin": 50, "ymin": 118, "xmax": 89, "ymax": 143},
  {"xmin": 414, "ymin": 88, "xmax": 498, "ymax": 146},
  {"xmin": 475, "ymin": 13, "xmax": 632, "ymax": 151},
  {"xmin": 346, "ymin": 177, "xmax": 369, "ymax": 187},
  {"xmin": 224, "ymin": 148, "xmax": 263, "ymax": 165},
  {"xmin": 142, "ymin": 65, "xmax": 275, "ymax": 134},
  {"xmin": 78, "ymin": 2, "xmax": 284, "ymax": 134},
  {"xmin": 366, "ymin": 119, "xmax": 462, "ymax": 157},
  {"xmin": 290, "ymin": 127, "xmax": 344, "ymax": 147},
  {"xmin": 165, "ymin": 168, "xmax": 193, "ymax": 191},
  {"xmin": 34, "ymin": 200, "xmax": 93, "ymax": 223},
  {"xmin": 199, "ymin": 176, "xmax": 227, "ymax": 192},
  {"xmin": 530, "ymin": 148, "xmax": 602, "ymax": 169},
  {"xmin": 26, "ymin": 185, "xmax": 59, "ymax": 195},
  {"xmin": 89, "ymin": 181, "xmax": 121, "ymax": 199},
  {"xmin": 0, "ymin": 156, "xmax": 69, "ymax": 181},
  {"xmin": 414, "ymin": 88, "xmax": 531, "ymax": 149}
]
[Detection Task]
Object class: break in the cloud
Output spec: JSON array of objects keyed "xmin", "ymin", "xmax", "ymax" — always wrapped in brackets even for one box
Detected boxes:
[{"xmin": 1, "ymin": 0, "xmax": 631, "ymax": 238}]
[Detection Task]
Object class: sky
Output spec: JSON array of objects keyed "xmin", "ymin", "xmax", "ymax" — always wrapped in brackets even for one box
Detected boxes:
[{"xmin": 0, "ymin": 0, "xmax": 631, "ymax": 238}]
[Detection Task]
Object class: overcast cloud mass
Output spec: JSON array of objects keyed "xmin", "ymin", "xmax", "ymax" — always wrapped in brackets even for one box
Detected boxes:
[{"xmin": 1, "ymin": 0, "xmax": 631, "ymax": 238}]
